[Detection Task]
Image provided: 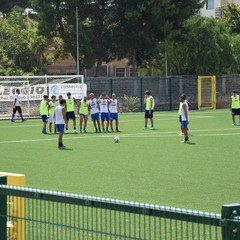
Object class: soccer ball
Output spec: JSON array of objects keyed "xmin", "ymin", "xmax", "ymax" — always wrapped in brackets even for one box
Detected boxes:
[{"xmin": 114, "ymin": 136, "xmax": 120, "ymax": 143}]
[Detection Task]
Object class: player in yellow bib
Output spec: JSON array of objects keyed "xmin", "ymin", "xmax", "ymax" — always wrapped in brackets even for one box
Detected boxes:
[
  {"xmin": 230, "ymin": 89, "xmax": 240, "ymax": 125},
  {"xmin": 144, "ymin": 90, "xmax": 155, "ymax": 129},
  {"xmin": 78, "ymin": 96, "xmax": 90, "ymax": 133},
  {"xmin": 40, "ymin": 95, "xmax": 49, "ymax": 134},
  {"xmin": 48, "ymin": 95, "xmax": 58, "ymax": 134},
  {"xmin": 65, "ymin": 92, "xmax": 78, "ymax": 133}
]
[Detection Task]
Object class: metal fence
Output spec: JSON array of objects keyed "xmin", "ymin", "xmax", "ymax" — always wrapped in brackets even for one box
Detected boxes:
[
  {"xmin": 2, "ymin": 74, "xmax": 240, "ymax": 118},
  {"xmin": 0, "ymin": 180, "xmax": 240, "ymax": 239},
  {"xmin": 85, "ymin": 74, "xmax": 240, "ymax": 111}
]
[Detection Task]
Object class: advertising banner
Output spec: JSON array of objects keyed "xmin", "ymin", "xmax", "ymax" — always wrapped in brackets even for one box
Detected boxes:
[
  {"xmin": 48, "ymin": 83, "xmax": 87, "ymax": 99},
  {"xmin": 0, "ymin": 84, "xmax": 47, "ymax": 101}
]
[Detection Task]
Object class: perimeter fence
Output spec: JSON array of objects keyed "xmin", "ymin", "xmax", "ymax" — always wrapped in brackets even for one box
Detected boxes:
[
  {"xmin": 1, "ymin": 74, "xmax": 240, "ymax": 118},
  {"xmin": 85, "ymin": 74, "xmax": 240, "ymax": 111},
  {"xmin": 0, "ymin": 177, "xmax": 240, "ymax": 240}
]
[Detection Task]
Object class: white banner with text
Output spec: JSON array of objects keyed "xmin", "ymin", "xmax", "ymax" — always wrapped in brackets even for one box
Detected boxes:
[
  {"xmin": 48, "ymin": 83, "xmax": 87, "ymax": 99},
  {"xmin": 0, "ymin": 84, "xmax": 47, "ymax": 101}
]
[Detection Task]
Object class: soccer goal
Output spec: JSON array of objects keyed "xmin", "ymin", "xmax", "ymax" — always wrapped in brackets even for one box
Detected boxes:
[
  {"xmin": 0, "ymin": 75, "xmax": 85, "ymax": 119},
  {"xmin": 198, "ymin": 76, "xmax": 216, "ymax": 110}
]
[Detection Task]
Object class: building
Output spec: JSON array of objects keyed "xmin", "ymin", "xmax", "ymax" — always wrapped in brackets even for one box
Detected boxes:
[
  {"xmin": 46, "ymin": 56, "xmax": 137, "ymax": 77},
  {"xmin": 199, "ymin": 0, "xmax": 240, "ymax": 17}
]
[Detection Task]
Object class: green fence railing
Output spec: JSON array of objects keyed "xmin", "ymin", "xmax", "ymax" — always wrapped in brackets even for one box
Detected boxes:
[{"xmin": 0, "ymin": 182, "xmax": 240, "ymax": 239}]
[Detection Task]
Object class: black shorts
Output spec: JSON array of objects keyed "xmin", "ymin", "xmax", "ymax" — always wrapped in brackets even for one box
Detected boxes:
[
  {"xmin": 232, "ymin": 108, "xmax": 240, "ymax": 115},
  {"xmin": 66, "ymin": 111, "xmax": 76, "ymax": 120},
  {"xmin": 179, "ymin": 115, "xmax": 182, "ymax": 122},
  {"xmin": 41, "ymin": 115, "xmax": 48, "ymax": 123},
  {"xmin": 145, "ymin": 110, "xmax": 153, "ymax": 119},
  {"xmin": 13, "ymin": 106, "xmax": 22, "ymax": 114}
]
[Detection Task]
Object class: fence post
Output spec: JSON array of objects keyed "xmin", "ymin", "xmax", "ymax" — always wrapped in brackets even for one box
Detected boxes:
[
  {"xmin": 110, "ymin": 78, "xmax": 113, "ymax": 95},
  {"xmin": 0, "ymin": 176, "xmax": 7, "ymax": 240},
  {"xmin": 221, "ymin": 204, "xmax": 240, "ymax": 240},
  {"xmin": 169, "ymin": 77, "xmax": 172, "ymax": 111},
  {"xmin": 140, "ymin": 78, "xmax": 143, "ymax": 112}
]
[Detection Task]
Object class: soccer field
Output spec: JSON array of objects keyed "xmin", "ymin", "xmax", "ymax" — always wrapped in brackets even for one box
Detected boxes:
[{"xmin": 0, "ymin": 109, "xmax": 238, "ymax": 214}]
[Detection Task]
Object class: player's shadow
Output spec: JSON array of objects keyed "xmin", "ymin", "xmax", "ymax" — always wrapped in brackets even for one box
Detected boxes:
[
  {"xmin": 59, "ymin": 148, "xmax": 73, "ymax": 151},
  {"xmin": 185, "ymin": 142, "xmax": 196, "ymax": 145}
]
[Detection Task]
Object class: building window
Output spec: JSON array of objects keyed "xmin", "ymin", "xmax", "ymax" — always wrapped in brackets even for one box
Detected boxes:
[
  {"xmin": 206, "ymin": 0, "xmax": 214, "ymax": 9},
  {"xmin": 129, "ymin": 68, "xmax": 139, "ymax": 77},
  {"xmin": 116, "ymin": 68, "xmax": 125, "ymax": 77}
]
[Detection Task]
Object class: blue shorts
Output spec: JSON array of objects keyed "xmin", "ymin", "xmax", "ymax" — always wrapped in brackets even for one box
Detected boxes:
[
  {"xmin": 56, "ymin": 124, "xmax": 65, "ymax": 133},
  {"xmin": 41, "ymin": 115, "xmax": 48, "ymax": 123},
  {"xmin": 101, "ymin": 112, "xmax": 110, "ymax": 121},
  {"xmin": 181, "ymin": 120, "xmax": 188, "ymax": 129},
  {"xmin": 110, "ymin": 113, "xmax": 118, "ymax": 120},
  {"xmin": 66, "ymin": 111, "xmax": 76, "ymax": 120},
  {"xmin": 91, "ymin": 113, "xmax": 99, "ymax": 121}
]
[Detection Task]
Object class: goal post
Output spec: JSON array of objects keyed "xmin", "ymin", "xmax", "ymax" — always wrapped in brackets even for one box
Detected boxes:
[
  {"xmin": 0, "ymin": 75, "xmax": 85, "ymax": 118},
  {"xmin": 198, "ymin": 76, "xmax": 216, "ymax": 110}
]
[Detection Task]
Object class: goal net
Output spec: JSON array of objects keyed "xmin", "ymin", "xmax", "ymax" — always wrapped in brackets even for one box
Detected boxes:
[
  {"xmin": 198, "ymin": 76, "xmax": 216, "ymax": 110},
  {"xmin": 0, "ymin": 75, "xmax": 85, "ymax": 119}
]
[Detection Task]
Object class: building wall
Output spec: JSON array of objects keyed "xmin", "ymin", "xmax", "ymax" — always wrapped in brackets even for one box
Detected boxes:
[
  {"xmin": 199, "ymin": 0, "xmax": 240, "ymax": 17},
  {"xmin": 46, "ymin": 56, "xmax": 135, "ymax": 77}
]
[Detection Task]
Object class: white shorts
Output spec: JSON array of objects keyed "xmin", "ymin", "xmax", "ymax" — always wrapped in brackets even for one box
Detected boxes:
[{"xmin": 49, "ymin": 115, "xmax": 55, "ymax": 123}]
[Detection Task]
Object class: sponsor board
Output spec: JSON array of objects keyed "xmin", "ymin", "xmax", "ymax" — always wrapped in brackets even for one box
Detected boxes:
[
  {"xmin": 48, "ymin": 84, "xmax": 87, "ymax": 99},
  {"xmin": 0, "ymin": 83, "xmax": 87, "ymax": 101},
  {"xmin": 0, "ymin": 85, "xmax": 47, "ymax": 101}
]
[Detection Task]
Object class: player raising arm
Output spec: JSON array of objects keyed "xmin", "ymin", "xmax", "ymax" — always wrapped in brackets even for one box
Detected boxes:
[
  {"xmin": 98, "ymin": 93, "xmax": 111, "ymax": 132},
  {"xmin": 110, "ymin": 93, "xmax": 121, "ymax": 132}
]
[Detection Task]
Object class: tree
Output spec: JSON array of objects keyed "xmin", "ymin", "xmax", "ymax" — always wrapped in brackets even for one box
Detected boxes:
[
  {"xmin": 30, "ymin": 0, "xmax": 94, "ymax": 73},
  {"xmin": 85, "ymin": 0, "xmax": 116, "ymax": 76},
  {"xmin": 112, "ymin": 0, "xmax": 204, "ymax": 75},
  {"xmin": 0, "ymin": 7, "xmax": 49, "ymax": 75},
  {"xmin": 222, "ymin": 3, "xmax": 240, "ymax": 34},
  {"xmin": 31, "ymin": 0, "xmax": 119, "ymax": 76},
  {"xmin": 0, "ymin": 0, "xmax": 28, "ymax": 16},
  {"xmin": 141, "ymin": 15, "xmax": 240, "ymax": 75},
  {"xmin": 162, "ymin": 16, "xmax": 235, "ymax": 75},
  {"xmin": 30, "ymin": 0, "xmax": 204, "ymax": 76}
]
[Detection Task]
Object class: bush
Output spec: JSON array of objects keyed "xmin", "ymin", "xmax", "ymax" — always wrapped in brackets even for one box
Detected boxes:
[{"xmin": 122, "ymin": 94, "xmax": 140, "ymax": 112}]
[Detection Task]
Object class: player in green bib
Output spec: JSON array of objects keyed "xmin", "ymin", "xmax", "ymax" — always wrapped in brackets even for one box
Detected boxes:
[
  {"xmin": 144, "ymin": 90, "xmax": 155, "ymax": 129},
  {"xmin": 78, "ymin": 96, "xmax": 90, "ymax": 133},
  {"xmin": 65, "ymin": 92, "xmax": 78, "ymax": 133},
  {"xmin": 40, "ymin": 95, "xmax": 49, "ymax": 134},
  {"xmin": 230, "ymin": 90, "xmax": 240, "ymax": 125},
  {"xmin": 48, "ymin": 95, "xmax": 58, "ymax": 134}
]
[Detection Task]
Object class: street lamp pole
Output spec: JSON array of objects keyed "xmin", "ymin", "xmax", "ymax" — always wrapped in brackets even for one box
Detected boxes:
[{"xmin": 76, "ymin": 6, "xmax": 80, "ymax": 75}]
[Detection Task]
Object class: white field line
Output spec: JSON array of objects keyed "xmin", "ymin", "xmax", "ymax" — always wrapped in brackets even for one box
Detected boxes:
[
  {"xmin": 0, "ymin": 128, "xmax": 239, "ymax": 144},
  {"xmin": 0, "ymin": 115, "xmax": 213, "ymax": 129},
  {"xmin": 121, "ymin": 116, "xmax": 212, "ymax": 122}
]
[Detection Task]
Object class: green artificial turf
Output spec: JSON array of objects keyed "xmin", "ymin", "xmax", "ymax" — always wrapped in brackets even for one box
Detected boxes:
[{"xmin": 0, "ymin": 109, "xmax": 239, "ymax": 213}]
